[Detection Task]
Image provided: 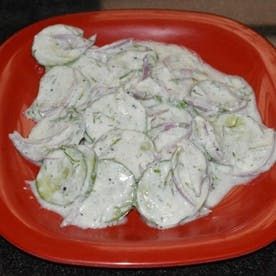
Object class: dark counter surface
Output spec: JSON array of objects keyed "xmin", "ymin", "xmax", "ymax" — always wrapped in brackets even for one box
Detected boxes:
[
  {"xmin": 1, "ymin": 237, "xmax": 275, "ymax": 275},
  {"xmin": 0, "ymin": 1, "xmax": 275, "ymax": 275}
]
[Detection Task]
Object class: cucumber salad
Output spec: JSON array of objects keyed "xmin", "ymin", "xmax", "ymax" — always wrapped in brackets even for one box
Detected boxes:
[{"xmin": 9, "ymin": 24, "xmax": 276, "ymax": 229}]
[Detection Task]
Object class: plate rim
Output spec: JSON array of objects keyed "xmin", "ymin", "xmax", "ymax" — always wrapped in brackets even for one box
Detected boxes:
[{"xmin": 0, "ymin": 9, "xmax": 275, "ymax": 268}]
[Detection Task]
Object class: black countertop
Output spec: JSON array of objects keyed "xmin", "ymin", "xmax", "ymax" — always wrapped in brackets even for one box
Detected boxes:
[
  {"xmin": 1, "ymin": 237, "xmax": 275, "ymax": 275},
  {"xmin": 0, "ymin": 1, "xmax": 275, "ymax": 275}
]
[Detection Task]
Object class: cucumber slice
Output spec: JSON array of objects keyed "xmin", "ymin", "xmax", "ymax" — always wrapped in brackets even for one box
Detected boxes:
[
  {"xmin": 141, "ymin": 41, "xmax": 201, "ymax": 69},
  {"xmin": 26, "ymin": 66, "xmax": 75, "ymax": 120},
  {"xmin": 26, "ymin": 66, "xmax": 90, "ymax": 121},
  {"xmin": 9, "ymin": 110, "xmax": 85, "ymax": 162},
  {"xmin": 213, "ymin": 114, "xmax": 275, "ymax": 175},
  {"xmin": 35, "ymin": 146, "xmax": 87, "ymax": 206},
  {"xmin": 134, "ymin": 77, "xmax": 168, "ymax": 102},
  {"xmin": 93, "ymin": 129, "xmax": 156, "ymax": 179},
  {"xmin": 191, "ymin": 116, "xmax": 223, "ymax": 162},
  {"xmin": 151, "ymin": 47, "xmax": 202, "ymax": 101},
  {"xmin": 147, "ymin": 103, "xmax": 192, "ymax": 158},
  {"xmin": 171, "ymin": 141, "xmax": 208, "ymax": 199},
  {"xmin": 85, "ymin": 92, "xmax": 147, "ymax": 141},
  {"xmin": 221, "ymin": 75, "xmax": 253, "ymax": 99},
  {"xmin": 28, "ymin": 108, "xmax": 83, "ymax": 141},
  {"xmin": 90, "ymin": 39, "xmax": 133, "ymax": 56},
  {"xmin": 107, "ymin": 44, "xmax": 157, "ymax": 81},
  {"xmin": 32, "ymin": 24, "xmax": 92, "ymax": 66},
  {"xmin": 152, "ymin": 65, "xmax": 188, "ymax": 101},
  {"xmin": 78, "ymin": 145, "xmax": 98, "ymax": 196},
  {"xmin": 149, "ymin": 125, "xmax": 191, "ymax": 159},
  {"xmin": 62, "ymin": 159, "xmax": 135, "ymax": 229},
  {"xmin": 136, "ymin": 161, "xmax": 196, "ymax": 229},
  {"xmin": 70, "ymin": 54, "xmax": 116, "ymax": 87},
  {"xmin": 66, "ymin": 69, "xmax": 91, "ymax": 111},
  {"xmin": 30, "ymin": 146, "xmax": 97, "ymax": 216},
  {"xmin": 147, "ymin": 103, "xmax": 192, "ymax": 129},
  {"xmin": 188, "ymin": 80, "xmax": 248, "ymax": 115}
]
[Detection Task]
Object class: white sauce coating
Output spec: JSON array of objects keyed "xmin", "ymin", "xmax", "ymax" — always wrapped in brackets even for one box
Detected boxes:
[
  {"xmin": 10, "ymin": 24, "xmax": 275, "ymax": 229},
  {"xmin": 62, "ymin": 159, "xmax": 135, "ymax": 229},
  {"xmin": 32, "ymin": 24, "xmax": 93, "ymax": 66},
  {"xmin": 94, "ymin": 129, "xmax": 155, "ymax": 179},
  {"xmin": 85, "ymin": 91, "xmax": 147, "ymax": 141},
  {"xmin": 137, "ymin": 161, "xmax": 195, "ymax": 229}
]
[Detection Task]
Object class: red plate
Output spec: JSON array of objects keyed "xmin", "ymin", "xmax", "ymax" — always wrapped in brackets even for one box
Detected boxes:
[{"xmin": 0, "ymin": 10, "xmax": 275, "ymax": 267}]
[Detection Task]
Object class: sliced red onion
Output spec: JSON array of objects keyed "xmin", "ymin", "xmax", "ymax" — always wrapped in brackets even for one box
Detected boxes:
[
  {"xmin": 141, "ymin": 55, "xmax": 151, "ymax": 80},
  {"xmin": 9, "ymin": 120, "xmax": 84, "ymax": 163},
  {"xmin": 88, "ymin": 34, "xmax": 97, "ymax": 44},
  {"xmin": 89, "ymin": 86, "xmax": 117, "ymax": 103},
  {"xmin": 226, "ymin": 98, "xmax": 249, "ymax": 113},
  {"xmin": 185, "ymin": 97, "xmax": 217, "ymax": 113},
  {"xmin": 180, "ymin": 68, "xmax": 193, "ymax": 78},
  {"xmin": 35, "ymin": 105, "xmax": 66, "ymax": 120},
  {"xmin": 171, "ymin": 171, "xmax": 196, "ymax": 207},
  {"xmin": 154, "ymin": 122, "xmax": 190, "ymax": 133},
  {"xmin": 163, "ymin": 122, "xmax": 178, "ymax": 131},
  {"xmin": 162, "ymin": 55, "xmax": 176, "ymax": 69},
  {"xmin": 9, "ymin": 131, "xmax": 51, "ymax": 162},
  {"xmin": 193, "ymin": 116, "xmax": 224, "ymax": 162},
  {"xmin": 158, "ymin": 126, "xmax": 193, "ymax": 156},
  {"xmin": 198, "ymin": 175, "xmax": 210, "ymax": 197},
  {"xmin": 188, "ymin": 80, "xmax": 249, "ymax": 114},
  {"xmin": 146, "ymin": 108, "xmax": 169, "ymax": 117},
  {"xmin": 61, "ymin": 71, "xmax": 85, "ymax": 108},
  {"xmin": 132, "ymin": 90, "xmax": 154, "ymax": 100},
  {"xmin": 95, "ymin": 39, "xmax": 133, "ymax": 52},
  {"xmin": 52, "ymin": 34, "xmax": 92, "ymax": 50},
  {"xmin": 32, "ymin": 72, "xmax": 78, "ymax": 120}
]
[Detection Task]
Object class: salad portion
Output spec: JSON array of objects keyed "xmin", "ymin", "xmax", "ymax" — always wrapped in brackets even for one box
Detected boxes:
[{"xmin": 10, "ymin": 24, "xmax": 276, "ymax": 229}]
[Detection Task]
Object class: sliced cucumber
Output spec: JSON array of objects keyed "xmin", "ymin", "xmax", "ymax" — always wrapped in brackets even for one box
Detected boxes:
[
  {"xmin": 90, "ymin": 39, "xmax": 133, "ymax": 55},
  {"xmin": 149, "ymin": 125, "xmax": 191, "ymax": 159},
  {"xmin": 107, "ymin": 43, "xmax": 157, "ymax": 81},
  {"xmin": 35, "ymin": 146, "xmax": 87, "ymax": 206},
  {"xmin": 85, "ymin": 92, "xmax": 147, "ymax": 141},
  {"xmin": 10, "ymin": 110, "xmax": 85, "ymax": 162},
  {"xmin": 78, "ymin": 145, "xmax": 98, "ymax": 196},
  {"xmin": 28, "ymin": 108, "xmax": 83, "ymax": 141},
  {"xmin": 141, "ymin": 41, "xmax": 201, "ymax": 68},
  {"xmin": 191, "ymin": 116, "xmax": 223, "ymax": 162},
  {"xmin": 32, "ymin": 24, "xmax": 92, "ymax": 66},
  {"xmin": 222, "ymin": 75, "xmax": 253, "ymax": 99},
  {"xmin": 147, "ymin": 103, "xmax": 192, "ymax": 129},
  {"xmin": 26, "ymin": 66, "xmax": 74, "ymax": 120},
  {"xmin": 152, "ymin": 65, "xmax": 186, "ymax": 100},
  {"xmin": 65, "ymin": 69, "xmax": 91, "ymax": 111},
  {"xmin": 147, "ymin": 103, "xmax": 192, "ymax": 158},
  {"xmin": 150, "ymin": 45, "xmax": 202, "ymax": 101},
  {"xmin": 136, "ymin": 161, "xmax": 196, "ymax": 229},
  {"xmin": 188, "ymin": 80, "xmax": 248, "ymax": 115},
  {"xmin": 93, "ymin": 129, "xmax": 156, "ymax": 179},
  {"xmin": 171, "ymin": 141, "xmax": 208, "ymax": 200},
  {"xmin": 213, "ymin": 114, "xmax": 275, "ymax": 175},
  {"xmin": 62, "ymin": 159, "xmax": 135, "ymax": 229},
  {"xmin": 26, "ymin": 66, "xmax": 90, "ymax": 121},
  {"xmin": 70, "ymin": 54, "xmax": 116, "ymax": 87},
  {"xmin": 134, "ymin": 77, "xmax": 168, "ymax": 101}
]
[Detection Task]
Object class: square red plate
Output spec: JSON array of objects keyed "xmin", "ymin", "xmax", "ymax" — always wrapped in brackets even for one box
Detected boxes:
[{"xmin": 0, "ymin": 10, "xmax": 275, "ymax": 268}]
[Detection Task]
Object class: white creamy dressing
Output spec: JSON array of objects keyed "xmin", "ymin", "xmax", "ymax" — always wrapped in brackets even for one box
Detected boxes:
[{"xmin": 10, "ymin": 24, "xmax": 276, "ymax": 229}]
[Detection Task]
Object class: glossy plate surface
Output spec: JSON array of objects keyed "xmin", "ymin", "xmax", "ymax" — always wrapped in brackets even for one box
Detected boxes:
[{"xmin": 0, "ymin": 10, "xmax": 275, "ymax": 267}]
